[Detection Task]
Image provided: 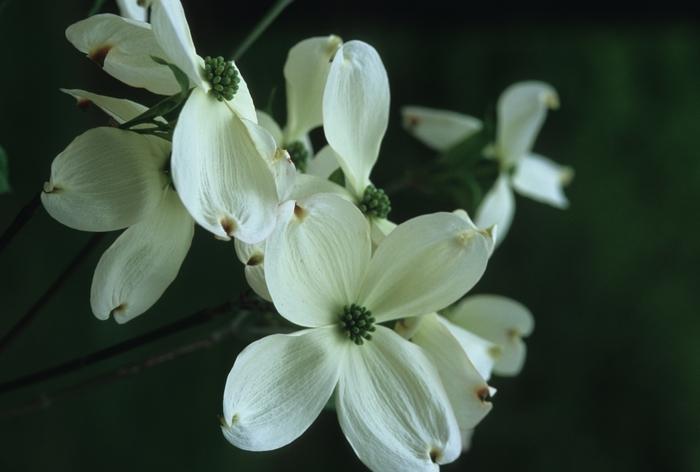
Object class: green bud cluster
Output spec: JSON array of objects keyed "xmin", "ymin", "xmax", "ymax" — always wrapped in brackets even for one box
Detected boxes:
[
  {"xmin": 204, "ymin": 56, "xmax": 240, "ymax": 102},
  {"xmin": 286, "ymin": 141, "xmax": 309, "ymax": 172},
  {"xmin": 340, "ymin": 304, "xmax": 376, "ymax": 345},
  {"xmin": 358, "ymin": 185, "xmax": 391, "ymax": 219}
]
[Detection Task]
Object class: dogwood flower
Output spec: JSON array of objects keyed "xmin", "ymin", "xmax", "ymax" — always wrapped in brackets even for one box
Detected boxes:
[
  {"xmin": 222, "ymin": 193, "xmax": 494, "ymax": 471},
  {"xmin": 67, "ymin": 0, "xmax": 282, "ymax": 243},
  {"xmin": 318, "ymin": 40, "xmax": 397, "ymax": 243},
  {"xmin": 257, "ymin": 35, "xmax": 343, "ymax": 175},
  {"xmin": 403, "ymin": 81, "xmax": 573, "ymax": 245},
  {"xmin": 41, "ymin": 90, "xmax": 193, "ymax": 323}
]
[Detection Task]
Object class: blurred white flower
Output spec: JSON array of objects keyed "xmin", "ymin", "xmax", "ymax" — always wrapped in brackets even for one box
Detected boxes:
[
  {"xmin": 42, "ymin": 90, "xmax": 193, "ymax": 323},
  {"xmin": 222, "ymin": 193, "xmax": 494, "ymax": 471},
  {"xmin": 403, "ymin": 81, "xmax": 573, "ymax": 246}
]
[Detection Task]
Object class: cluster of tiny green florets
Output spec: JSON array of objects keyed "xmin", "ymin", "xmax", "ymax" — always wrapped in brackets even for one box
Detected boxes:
[
  {"xmin": 204, "ymin": 56, "xmax": 240, "ymax": 101},
  {"xmin": 358, "ymin": 185, "xmax": 391, "ymax": 218},
  {"xmin": 340, "ymin": 304, "xmax": 376, "ymax": 345},
  {"xmin": 286, "ymin": 141, "xmax": 309, "ymax": 172}
]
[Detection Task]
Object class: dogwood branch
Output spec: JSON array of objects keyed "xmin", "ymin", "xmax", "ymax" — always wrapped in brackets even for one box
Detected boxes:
[
  {"xmin": 0, "ymin": 232, "xmax": 105, "ymax": 355},
  {"xmin": 0, "ymin": 314, "xmax": 251, "ymax": 419},
  {"xmin": 0, "ymin": 191, "xmax": 41, "ymax": 255},
  {"xmin": 0, "ymin": 291, "xmax": 271, "ymax": 395}
]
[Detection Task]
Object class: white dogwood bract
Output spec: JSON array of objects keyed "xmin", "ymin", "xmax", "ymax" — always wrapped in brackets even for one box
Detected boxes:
[
  {"xmin": 42, "ymin": 91, "xmax": 193, "ymax": 323},
  {"xmin": 448, "ymin": 294, "xmax": 534, "ymax": 376},
  {"xmin": 222, "ymin": 193, "xmax": 494, "ymax": 471},
  {"xmin": 402, "ymin": 81, "xmax": 572, "ymax": 245},
  {"xmin": 116, "ymin": 0, "xmax": 148, "ymax": 22}
]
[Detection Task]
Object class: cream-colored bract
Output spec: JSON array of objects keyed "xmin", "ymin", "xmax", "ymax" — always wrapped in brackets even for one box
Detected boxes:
[
  {"xmin": 222, "ymin": 193, "xmax": 494, "ymax": 471},
  {"xmin": 402, "ymin": 81, "xmax": 573, "ymax": 246},
  {"xmin": 42, "ymin": 91, "xmax": 194, "ymax": 323}
]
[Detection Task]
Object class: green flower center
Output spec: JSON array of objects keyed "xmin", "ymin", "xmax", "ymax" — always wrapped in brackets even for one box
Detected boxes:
[
  {"xmin": 204, "ymin": 56, "xmax": 240, "ymax": 102},
  {"xmin": 340, "ymin": 304, "xmax": 376, "ymax": 345},
  {"xmin": 286, "ymin": 141, "xmax": 309, "ymax": 172},
  {"xmin": 358, "ymin": 185, "xmax": 391, "ymax": 219}
]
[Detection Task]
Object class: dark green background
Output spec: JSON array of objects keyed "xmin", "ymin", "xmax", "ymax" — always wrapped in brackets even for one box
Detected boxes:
[{"xmin": 1, "ymin": 1, "xmax": 698, "ymax": 470}]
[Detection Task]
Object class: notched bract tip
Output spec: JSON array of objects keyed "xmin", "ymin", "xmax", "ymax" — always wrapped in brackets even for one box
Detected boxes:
[{"xmin": 88, "ymin": 44, "xmax": 112, "ymax": 67}]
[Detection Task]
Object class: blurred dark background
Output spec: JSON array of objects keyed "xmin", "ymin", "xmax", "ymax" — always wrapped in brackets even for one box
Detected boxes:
[{"xmin": 1, "ymin": 1, "xmax": 699, "ymax": 470}]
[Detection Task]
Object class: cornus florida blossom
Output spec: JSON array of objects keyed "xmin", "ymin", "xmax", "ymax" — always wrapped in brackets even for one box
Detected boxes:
[
  {"xmin": 403, "ymin": 81, "xmax": 573, "ymax": 245},
  {"xmin": 319, "ymin": 40, "xmax": 398, "ymax": 242},
  {"xmin": 257, "ymin": 35, "xmax": 343, "ymax": 175},
  {"xmin": 222, "ymin": 193, "xmax": 494, "ymax": 472},
  {"xmin": 41, "ymin": 90, "xmax": 193, "ymax": 323},
  {"xmin": 67, "ymin": 0, "xmax": 283, "ymax": 243}
]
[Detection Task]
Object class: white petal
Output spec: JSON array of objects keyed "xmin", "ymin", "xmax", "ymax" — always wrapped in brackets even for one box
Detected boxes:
[
  {"xmin": 284, "ymin": 35, "xmax": 343, "ymax": 140},
  {"xmin": 91, "ymin": 189, "xmax": 194, "ymax": 323},
  {"xmin": 337, "ymin": 326, "xmax": 461, "ymax": 471},
  {"xmin": 116, "ymin": 0, "xmax": 148, "ymax": 21},
  {"xmin": 497, "ymin": 81, "xmax": 559, "ymax": 165},
  {"xmin": 170, "ymin": 88, "xmax": 279, "ymax": 243},
  {"xmin": 402, "ymin": 106, "xmax": 483, "ymax": 152},
  {"xmin": 449, "ymin": 294, "xmax": 534, "ymax": 376},
  {"xmin": 266, "ymin": 194, "xmax": 371, "ymax": 328},
  {"xmin": 288, "ymin": 173, "xmax": 351, "ymax": 202},
  {"xmin": 256, "ymin": 110, "xmax": 284, "ymax": 145},
  {"xmin": 306, "ymin": 144, "xmax": 340, "ymax": 179},
  {"xmin": 512, "ymin": 153, "xmax": 573, "ymax": 209},
  {"xmin": 369, "ymin": 217, "xmax": 396, "ymax": 248},
  {"xmin": 42, "ymin": 127, "xmax": 168, "ymax": 232},
  {"xmin": 358, "ymin": 212, "xmax": 493, "ymax": 323},
  {"xmin": 475, "ymin": 175, "xmax": 515, "ymax": 247},
  {"xmin": 234, "ymin": 239, "xmax": 271, "ymax": 301},
  {"xmin": 224, "ymin": 62, "xmax": 258, "ymax": 123},
  {"xmin": 61, "ymin": 88, "xmax": 147, "ymax": 124},
  {"xmin": 323, "ymin": 41, "xmax": 390, "ymax": 196},
  {"xmin": 222, "ymin": 327, "xmax": 344, "ymax": 451},
  {"xmin": 149, "ymin": 0, "xmax": 204, "ymax": 88},
  {"xmin": 65, "ymin": 14, "xmax": 181, "ymax": 95},
  {"xmin": 412, "ymin": 314, "xmax": 492, "ymax": 445},
  {"xmin": 439, "ymin": 317, "xmax": 499, "ymax": 381}
]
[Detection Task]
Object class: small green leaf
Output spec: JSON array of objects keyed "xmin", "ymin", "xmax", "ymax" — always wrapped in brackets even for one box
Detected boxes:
[
  {"xmin": 119, "ymin": 57, "xmax": 192, "ymax": 131},
  {"xmin": 0, "ymin": 145, "xmax": 11, "ymax": 194}
]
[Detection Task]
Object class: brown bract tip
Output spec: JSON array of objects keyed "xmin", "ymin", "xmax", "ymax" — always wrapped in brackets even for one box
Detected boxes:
[
  {"xmin": 247, "ymin": 254, "xmax": 263, "ymax": 267},
  {"xmin": 406, "ymin": 115, "xmax": 420, "ymax": 128},
  {"xmin": 293, "ymin": 203, "xmax": 307, "ymax": 220},
  {"xmin": 77, "ymin": 99, "xmax": 92, "ymax": 110},
  {"xmin": 220, "ymin": 217, "xmax": 236, "ymax": 237},
  {"xmin": 477, "ymin": 386, "xmax": 491, "ymax": 403},
  {"xmin": 429, "ymin": 448, "xmax": 443, "ymax": 463},
  {"xmin": 110, "ymin": 303, "xmax": 127, "ymax": 317},
  {"xmin": 89, "ymin": 45, "xmax": 112, "ymax": 67}
]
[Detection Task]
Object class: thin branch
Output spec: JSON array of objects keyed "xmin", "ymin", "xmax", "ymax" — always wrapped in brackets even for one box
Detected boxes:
[
  {"xmin": 232, "ymin": 0, "xmax": 294, "ymax": 61},
  {"xmin": 0, "ymin": 314, "xmax": 252, "ymax": 419},
  {"xmin": 0, "ymin": 292, "xmax": 269, "ymax": 395},
  {"xmin": 0, "ymin": 191, "xmax": 41, "ymax": 254},
  {"xmin": 0, "ymin": 233, "xmax": 105, "ymax": 355}
]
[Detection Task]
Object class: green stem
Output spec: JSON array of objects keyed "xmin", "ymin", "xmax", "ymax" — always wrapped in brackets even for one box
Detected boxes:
[
  {"xmin": 87, "ymin": 0, "xmax": 107, "ymax": 16},
  {"xmin": 232, "ymin": 0, "xmax": 294, "ymax": 61}
]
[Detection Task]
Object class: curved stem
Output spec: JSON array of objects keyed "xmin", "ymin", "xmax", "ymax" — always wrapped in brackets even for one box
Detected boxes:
[
  {"xmin": 232, "ymin": 0, "xmax": 294, "ymax": 61},
  {"xmin": 0, "ymin": 191, "xmax": 41, "ymax": 255},
  {"xmin": 0, "ymin": 233, "xmax": 104, "ymax": 355},
  {"xmin": 0, "ymin": 291, "xmax": 269, "ymax": 394}
]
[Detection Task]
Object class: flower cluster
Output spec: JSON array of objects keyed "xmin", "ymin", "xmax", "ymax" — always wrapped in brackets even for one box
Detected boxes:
[{"xmin": 41, "ymin": 1, "xmax": 572, "ymax": 470}]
